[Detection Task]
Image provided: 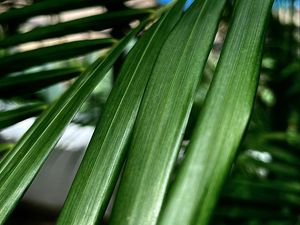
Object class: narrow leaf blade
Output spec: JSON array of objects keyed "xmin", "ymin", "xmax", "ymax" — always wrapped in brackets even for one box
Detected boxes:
[
  {"xmin": 0, "ymin": 0, "xmax": 104, "ymax": 24},
  {"xmin": 0, "ymin": 103, "xmax": 46, "ymax": 129},
  {"xmin": 108, "ymin": 1, "xmax": 225, "ymax": 225},
  {"xmin": 0, "ymin": 38, "xmax": 114, "ymax": 76},
  {"xmin": 0, "ymin": 67, "xmax": 83, "ymax": 98},
  {"xmin": 0, "ymin": 9, "xmax": 150, "ymax": 48},
  {"xmin": 57, "ymin": 2, "xmax": 186, "ymax": 224},
  {"xmin": 157, "ymin": 1, "xmax": 274, "ymax": 225},
  {"xmin": 0, "ymin": 22, "xmax": 144, "ymax": 224}
]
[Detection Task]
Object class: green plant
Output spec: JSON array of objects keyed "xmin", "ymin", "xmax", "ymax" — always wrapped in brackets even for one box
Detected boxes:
[{"xmin": 0, "ymin": 0, "xmax": 299, "ymax": 225}]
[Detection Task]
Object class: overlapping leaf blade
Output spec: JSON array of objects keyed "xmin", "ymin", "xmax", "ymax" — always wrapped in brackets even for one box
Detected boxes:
[
  {"xmin": 0, "ymin": 103, "xmax": 46, "ymax": 129},
  {"xmin": 0, "ymin": 0, "xmax": 106, "ymax": 24},
  {"xmin": 157, "ymin": 1, "xmax": 274, "ymax": 225},
  {"xmin": 222, "ymin": 179, "xmax": 300, "ymax": 207},
  {"xmin": 0, "ymin": 9, "xmax": 150, "ymax": 49},
  {"xmin": 0, "ymin": 38, "xmax": 114, "ymax": 76},
  {"xmin": 0, "ymin": 21, "xmax": 145, "ymax": 224},
  {"xmin": 57, "ymin": 2, "xmax": 186, "ymax": 224},
  {"xmin": 0, "ymin": 144, "xmax": 13, "ymax": 154},
  {"xmin": 0, "ymin": 68, "xmax": 83, "ymax": 98},
  {"xmin": 108, "ymin": 1, "xmax": 226, "ymax": 225}
]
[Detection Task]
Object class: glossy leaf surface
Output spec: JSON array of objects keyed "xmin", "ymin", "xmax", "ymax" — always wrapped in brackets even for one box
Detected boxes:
[
  {"xmin": 109, "ymin": 0, "xmax": 226, "ymax": 225},
  {"xmin": 57, "ymin": 2, "xmax": 186, "ymax": 224},
  {"xmin": 157, "ymin": 1, "xmax": 274, "ymax": 225}
]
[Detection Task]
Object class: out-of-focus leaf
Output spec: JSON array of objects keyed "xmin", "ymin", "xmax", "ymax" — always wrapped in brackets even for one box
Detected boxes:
[
  {"xmin": 0, "ymin": 103, "xmax": 47, "ymax": 129},
  {"xmin": 0, "ymin": 0, "xmax": 119, "ymax": 24},
  {"xmin": 258, "ymin": 146, "xmax": 300, "ymax": 167},
  {"xmin": 108, "ymin": 1, "xmax": 225, "ymax": 225},
  {"xmin": 215, "ymin": 205, "xmax": 295, "ymax": 220},
  {"xmin": 222, "ymin": 180, "xmax": 300, "ymax": 207},
  {"xmin": 0, "ymin": 21, "xmax": 145, "ymax": 224},
  {"xmin": 227, "ymin": 179, "xmax": 300, "ymax": 195},
  {"xmin": 280, "ymin": 61, "xmax": 300, "ymax": 79},
  {"xmin": 0, "ymin": 144, "xmax": 14, "ymax": 154},
  {"xmin": 240, "ymin": 155, "xmax": 300, "ymax": 179},
  {"xmin": 57, "ymin": 2, "xmax": 186, "ymax": 225},
  {"xmin": 0, "ymin": 38, "xmax": 114, "ymax": 76},
  {"xmin": 0, "ymin": 9, "xmax": 150, "ymax": 48},
  {"xmin": 0, "ymin": 67, "xmax": 83, "ymax": 98},
  {"xmin": 243, "ymin": 133, "xmax": 300, "ymax": 166},
  {"xmin": 157, "ymin": 1, "xmax": 274, "ymax": 225}
]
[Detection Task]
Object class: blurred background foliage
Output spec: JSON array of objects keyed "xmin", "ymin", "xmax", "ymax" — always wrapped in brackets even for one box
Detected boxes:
[{"xmin": 0, "ymin": 0, "xmax": 299, "ymax": 224}]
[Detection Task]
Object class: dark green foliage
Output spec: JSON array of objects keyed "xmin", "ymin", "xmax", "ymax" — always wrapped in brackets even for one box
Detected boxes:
[
  {"xmin": 0, "ymin": 68, "xmax": 83, "ymax": 97},
  {"xmin": 0, "ymin": 0, "xmax": 299, "ymax": 225},
  {"xmin": 0, "ymin": 38, "xmax": 114, "ymax": 76}
]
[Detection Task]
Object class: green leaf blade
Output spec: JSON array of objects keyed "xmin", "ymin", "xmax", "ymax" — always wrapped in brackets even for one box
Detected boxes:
[
  {"xmin": 0, "ymin": 144, "xmax": 14, "ymax": 154},
  {"xmin": 57, "ymin": 2, "xmax": 186, "ymax": 225},
  {"xmin": 0, "ymin": 68, "xmax": 83, "ymax": 98},
  {"xmin": 0, "ymin": 103, "xmax": 47, "ymax": 130},
  {"xmin": 0, "ymin": 38, "xmax": 114, "ymax": 76},
  {"xmin": 157, "ymin": 1, "xmax": 274, "ymax": 225},
  {"xmin": 0, "ymin": 0, "xmax": 102, "ymax": 24},
  {"xmin": 0, "ymin": 9, "xmax": 150, "ymax": 49},
  {"xmin": 108, "ymin": 1, "xmax": 226, "ymax": 225},
  {"xmin": 0, "ymin": 22, "xmax": 143, "ymax": 224}
]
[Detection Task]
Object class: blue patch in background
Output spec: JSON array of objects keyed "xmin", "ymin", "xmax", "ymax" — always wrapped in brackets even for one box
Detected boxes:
[
  {"xmin": 156, "ymin": 0, "xmax": 300, "ymax": 10},
  {"xmin": 157, "ymin": 0, "xmax": 193, "ymax": 10},
  {"xmin": 273, "ymin": 0, "xmax": 300, "ymax": 9}
]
